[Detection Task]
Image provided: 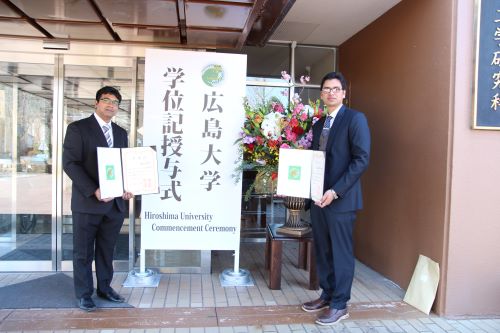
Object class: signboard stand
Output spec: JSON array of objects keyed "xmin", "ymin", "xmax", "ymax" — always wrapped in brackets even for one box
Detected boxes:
[
  {"xmin": 220, "ymin": 249, "xmax": 254, "ymax": 287},
  {"xmin": 123, "ymin": 250, "xmax": 161, "ymax": 288},
  {"xmin": 123, "ymin": 201, "xmax": 160, "ymax": 288}
]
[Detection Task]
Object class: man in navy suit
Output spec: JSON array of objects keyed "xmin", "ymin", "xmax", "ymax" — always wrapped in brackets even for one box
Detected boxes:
[
  {"xmin": 63, "ymin": 86, "xmax": 133, "ymax": 311},
  {"xmin": 301, "ymin": 72, "xmax": 370, "ymax": 325}
]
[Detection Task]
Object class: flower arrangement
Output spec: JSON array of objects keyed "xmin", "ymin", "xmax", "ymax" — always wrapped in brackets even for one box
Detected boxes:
[{"xmin": 236, "ymin": 71, "xmax": 326, "ymax": 199}]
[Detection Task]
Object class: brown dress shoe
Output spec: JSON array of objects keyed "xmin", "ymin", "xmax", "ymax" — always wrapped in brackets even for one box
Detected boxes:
[
  {"xmin": 315, "ymin": 308, "xmax": 349, "ymax": 325},
  {"xmin": 301, "ymin": 298, "xmax": 330, "ymax": 312}
]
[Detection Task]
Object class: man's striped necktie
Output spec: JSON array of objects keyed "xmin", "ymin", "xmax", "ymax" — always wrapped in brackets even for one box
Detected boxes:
[{"xmin": 103, "ymin": 124, "xmax": 113, "ymax": 147}]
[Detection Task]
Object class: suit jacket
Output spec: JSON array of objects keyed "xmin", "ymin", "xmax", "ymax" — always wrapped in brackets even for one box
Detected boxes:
[
  {"xmin": 63, "ymin": 114, "xmax": 128, "ymax": 214},
  {"xmin": 311, "ymin": 105, "xmax": 370, "ymax": 212}
]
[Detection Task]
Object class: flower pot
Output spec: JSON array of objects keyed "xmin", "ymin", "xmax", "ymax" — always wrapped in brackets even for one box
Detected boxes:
[{"xmin": 277, "ymin": 196, "xmax": 311, "ymax": 236}]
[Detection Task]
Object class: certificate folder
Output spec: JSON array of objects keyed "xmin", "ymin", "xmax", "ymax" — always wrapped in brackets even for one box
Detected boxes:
[
  {"xmin": 97, "ymin": 146, "xmax": 159, "ymax": 198},
  {"xmin": 276, "ymin": 148, "xmax": 325, "ymax": 201}
]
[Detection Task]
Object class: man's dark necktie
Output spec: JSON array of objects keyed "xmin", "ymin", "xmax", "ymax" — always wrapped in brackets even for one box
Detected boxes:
[{"xmin": 319, "ymin": 115, "xmax": 332, "ymax": 151}]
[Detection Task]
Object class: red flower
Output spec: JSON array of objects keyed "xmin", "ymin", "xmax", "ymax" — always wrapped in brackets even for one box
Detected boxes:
[
  {"xmin": 292, "ymin": 126, "xmax": 304, "ymax": 136},
  {"xmin": 268, "ymin": 140, "xmax": 279, "ymax": 148},
  {"xmin": 271, "ymin": 171, "xmax": 278, "ymax": 180}
]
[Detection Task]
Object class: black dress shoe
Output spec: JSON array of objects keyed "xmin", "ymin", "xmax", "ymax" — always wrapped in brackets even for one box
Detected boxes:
[
  {"xmin": 96, "ymin": 289, "xmax": 125, "ymax": 303},
  {"xmin": 78, "ymin": 296, "xmax": 96, "ymax": 312}
]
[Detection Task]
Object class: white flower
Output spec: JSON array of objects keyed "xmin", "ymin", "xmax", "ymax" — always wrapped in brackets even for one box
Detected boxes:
[
  {"xmin": 303, "ymin": 104, "xmax": 315, "ymax": 116},
  {"xmin": 261, "ymin": 112, "xmax": 283, "ymax": 139}
]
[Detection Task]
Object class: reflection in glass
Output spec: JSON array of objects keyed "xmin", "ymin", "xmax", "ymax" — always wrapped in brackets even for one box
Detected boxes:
[
  {"xmin": 294, "ymin": 46, "xmax": 335, "ymax": 85},
  {"xmin": 245, "ymin": 86, "xmax": 289, "ymax": 108},
  {"xmin": 0, "ymin": 62, "xmax": 54, "ymax": 261},
  {"xmin": 297, "ymin": 87, "xmax": 321, "ymax": 106},
  {"xmin": 245, "ymin": 44, "xmax": 290, "ymax": 79},
  {"xmin": 219, "ymin": 44, "xmax": 290, "ymax": 79},
  {"xmin": 62, "ymin": 64, "xmax": 133, "ymax": 260}
]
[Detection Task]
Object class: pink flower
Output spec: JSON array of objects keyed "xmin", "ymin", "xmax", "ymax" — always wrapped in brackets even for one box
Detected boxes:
[
  {"xmin": 272, "ymin": 102, "xmax": 285, "ymax": 113},
  {"xmin": 293, "ymin": 103, "xmax": 304, "ymax": 115},
  {"xmin": 300, "ymin": 75, "xmax": 310, "ymax": 84},
  {"xmin": 285, "ymin": 130, "xmax": 297, "ymax": 142},
  {"xmin": 281, "ymin": 71, "xmax": 291, "ymax": 82},
  {"xmin": 280, "ymin": 143, "xmax": 290, "ymax": 149},
  {"xmin": 292, "ymin": 93, "xmax": 301, "ymax": 104}
]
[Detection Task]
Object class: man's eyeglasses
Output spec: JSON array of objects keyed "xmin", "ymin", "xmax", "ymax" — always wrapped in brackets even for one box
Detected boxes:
[
  {"xmin": 100, "ymin": 98, "xmax": 120, "ymax": 106},
  {"xmin": 321, "ymin": 87, "xmax": 343, "ymax": 94}
]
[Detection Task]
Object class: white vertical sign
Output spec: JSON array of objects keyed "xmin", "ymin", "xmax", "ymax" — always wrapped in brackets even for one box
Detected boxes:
[{"xmin": 142, "ymin": 49, "xmax": 246, "ymax": 251}]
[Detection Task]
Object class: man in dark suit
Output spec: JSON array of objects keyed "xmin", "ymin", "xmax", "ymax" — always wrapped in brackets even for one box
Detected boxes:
[
  {"xmin": 63, "ymin": 86, "xmax": 133, "ymax": 312},
  {"xmin": 301, "ymin": 72, "xmax": 370, "ymax": 325}
]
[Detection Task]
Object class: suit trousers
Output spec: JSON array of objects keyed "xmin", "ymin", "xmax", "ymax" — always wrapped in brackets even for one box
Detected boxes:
[
  {"xmin": 310, "ymin": 206, "xmax": 356, "ymax": 310},
  {"xmin": 72, "ymin": 201, "xmax": 124, "ymax": 299}
]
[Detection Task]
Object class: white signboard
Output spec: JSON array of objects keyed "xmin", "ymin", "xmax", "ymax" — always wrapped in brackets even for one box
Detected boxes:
[{"xmin": 142, "ymin": 48, "xmax": 246, "ymax": 251}]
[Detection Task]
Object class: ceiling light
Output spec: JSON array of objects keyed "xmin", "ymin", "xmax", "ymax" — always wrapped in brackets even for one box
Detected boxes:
[{"xmin": 43, "ymin": 39, "xmax": 70, "ymax": 50}]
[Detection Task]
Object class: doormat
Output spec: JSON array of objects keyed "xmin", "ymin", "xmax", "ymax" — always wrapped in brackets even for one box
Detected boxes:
[
  {"xmin": 0, "ymin": 233, "xmax": 129, "ymax": 261},
  {"xmin": 0, "ymin": 273, "xmax": 133, "ymax": 309}
]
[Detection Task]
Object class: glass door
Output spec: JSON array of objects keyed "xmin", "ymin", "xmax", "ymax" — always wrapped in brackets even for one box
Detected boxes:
[
  {"xmin": 60, "ymin": 55, "xmax": 135, "ymax": 271},
  {"xmin": 0, "ymin": 53, "xmax": 55, "ymax": 270}
]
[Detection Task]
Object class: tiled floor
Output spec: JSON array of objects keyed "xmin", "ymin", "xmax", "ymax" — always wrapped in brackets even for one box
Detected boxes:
[{"xmin": 0, "ymin": 242, "xmax": 499, "ymax": 332}]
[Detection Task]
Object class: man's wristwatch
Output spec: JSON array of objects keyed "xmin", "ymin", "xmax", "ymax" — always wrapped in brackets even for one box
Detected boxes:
[{"xmin": 330, "ymin": 189, "xmax": 339, "ymax": 200}]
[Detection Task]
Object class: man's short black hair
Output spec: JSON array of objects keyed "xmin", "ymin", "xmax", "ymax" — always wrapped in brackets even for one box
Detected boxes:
[
  {"xmin": 320, "ymin": 72, "xmax": 347, "ymax": 91},
  {"xmin": 96, "ymin": 86, "xmax": 122, "ymax": 103}
]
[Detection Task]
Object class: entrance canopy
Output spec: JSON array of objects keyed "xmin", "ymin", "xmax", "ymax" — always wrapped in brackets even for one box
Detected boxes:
[{"xmin": 0, "ymin": 0, "xmax": 401, "ymax": 49}]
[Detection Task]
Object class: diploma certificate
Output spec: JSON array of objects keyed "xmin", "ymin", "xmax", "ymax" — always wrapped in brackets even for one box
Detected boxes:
[
  {"xmin": 310, "ymin": 151, "xmax": 326, "ymax": 201},
  {"xmin": 276, "ymin": 148, "xmax": 325, "ymax": 199},
  {"xmin": 97, "ymin": 146, "xmax": 159, "ymax": 198},
  {"xmin": 121, "ymin": 147, "xmax": 159, "ymax": 195}
]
